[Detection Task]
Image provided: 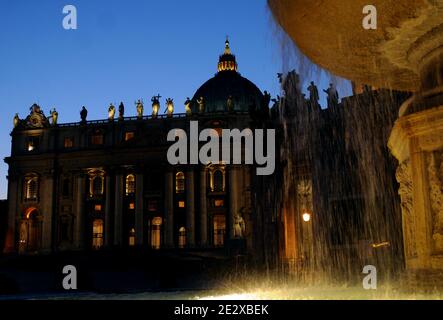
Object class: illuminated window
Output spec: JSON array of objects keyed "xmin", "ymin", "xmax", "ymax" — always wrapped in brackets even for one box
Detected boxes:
[
  {"xmin": 214, "ymin": 199, "xmax": 224, "ymax": 207},
  {"xmin": 151, "ymin": 217, "xmax": 162, "ymax": 250},
  {"xmin": 213, "ymin": 215, "xmax": 226, "ymax": 247},
  {"xmin": 125, "ymin": 174, "xmax": 135, "ymax": 195},
  {"xmin": 178, "ymin": 227, "xmax": 186, "ymax": 249},
  {"xmin": 94, "ymin": 204, "xmax": 102, "ymax": 212},
  {"xmin": 124, "ymin": 132, "xmax": 135, "ymax": 141},
  {"xmin": 213, "ymin": 170, "xmax": 224, "ymax": 192},
  {"xmin": 91, "ymin": 133, "xmax": 104, "ymax": 145},
  {"xmin": 129, "ymin": 228, "xmax": 136, "ymax": 246},
  {"xmin": 64, "ymin": 137, "xmax": 74, "ymax": 148},
  {"xmin": 178, "ymin": 201, "xmax": 185, "ymax": 208},
  {"xmin": 92, "ymin": 219, "xmax": 104, "ymax": 250},
  {"xmin": 25, "ymin": 176, "xmax": 39, "ymax": 200},
  {"xmin": 90, "ymin": 175, "xmax": 104, "ymax": 196},
  {"xmin": 26, "ymin": 136, "xmax": 40, "ymax": 152},
  {"xmin": 175, "ymin": 172, "xmax": 185, "ymax": 193},
  {"xmin": 129, "ymin": 202, "xmax": 135, "ymax": 210}
]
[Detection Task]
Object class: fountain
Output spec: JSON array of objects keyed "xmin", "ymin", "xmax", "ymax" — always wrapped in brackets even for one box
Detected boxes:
[{"xmin": 268, "ymin": 0, "xmax": 443, "ymax": 287}]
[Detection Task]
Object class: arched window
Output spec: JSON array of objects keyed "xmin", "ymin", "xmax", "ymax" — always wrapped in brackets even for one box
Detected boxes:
[
  {"xmin": 25, "ymin": 176, "xmax": 39, "ymax": 200},
  {"xmin": 175, "ymin": 172, "xmax": 185, "ymax": 193},
  {"xmin": 178, "ymin": 227, "xmax": 186, "ymax": 249},
  {"xmin": 92, "ymin": 219, "xmax": 104, "ymax": 250},
  {"xmin": 213, "ymin": 170, "xmax": 224, "ymax": 192},
  {"xmin": 90, "ymin": 176, "xmax": 104, "ymax": 196},
  {"xmin": 126, "ymin": 174, "xmax": 136, "ymax": 195}
]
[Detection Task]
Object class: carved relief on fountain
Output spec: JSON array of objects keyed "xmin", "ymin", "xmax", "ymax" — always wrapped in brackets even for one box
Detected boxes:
[
  {"xmin": 427, "ymin": 152, "xmax": 443, "ymax": 254},
  {"xmin": 396, "ymin": 160, "xmax": 417, "ymax": 258}
]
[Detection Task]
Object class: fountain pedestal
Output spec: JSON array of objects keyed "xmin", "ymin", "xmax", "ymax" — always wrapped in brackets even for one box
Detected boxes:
[{"xmin": 389, "ymin": 106, "xmax": 443, "ymax": 273}]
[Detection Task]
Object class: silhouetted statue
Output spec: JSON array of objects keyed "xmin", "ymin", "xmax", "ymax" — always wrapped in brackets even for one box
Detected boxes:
[
  {"xmin": 184, "ymin": 97, "xmax": 192, "ymax": 116},
  {"xmin": 271, "ymin": 95, "xmax": 281, "ymax": 107},
  {"xmin": 263, "ymin": 91, "xmax": 271, "ymax": 109},
  {"xmin": 197, "ymin": 96, "xmax": 205, "ymax": 113},
  {"xmin": 165, "ymin": 98, "xmax": 174, "ymax": 117},
  {"xmin": 13, "ymin": 113, "xmax": 20, "ymax": 128},
  {"xmin": 151, "ymin": 95, "xmax": 161, "ymax": 118},
  {"xmin": 136, "ymin": 99, "xmax": 144, "ymax": 119},
  {"xmin": 50, "ymin": 108, "xmax": 58, "ymax": 125},
  {"xmin": 108, "ymin": 103, "xmax": 115, "ymax": 121},
  {"xmin": 118, "ymin": 102, "xmax": 125, "ymax": 120},
  {"xmin": 324, "ymin": 83, "xmax": 339, "ymax": 108},
  {"xmin": 307, "ymin": 81, "xmax": 319, "ymax": 106},
  {"xmin": 80, "ymin": 106, "xmax": 88, "ymax": 123},
  {"xmin": 227, "ymin": 95, "xmax": 234, "ymax": 112}
]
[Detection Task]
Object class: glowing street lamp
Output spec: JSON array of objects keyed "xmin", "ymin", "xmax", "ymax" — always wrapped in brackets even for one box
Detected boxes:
[{"xmin": 302, "ymin": 212, "xmax": 311, "ymax": 222}]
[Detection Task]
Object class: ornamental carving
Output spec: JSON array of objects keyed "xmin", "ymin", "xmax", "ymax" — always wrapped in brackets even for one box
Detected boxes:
[
  {"xmin": 24, "ymin": 104, "xmax": 49, "ymax": 129},
  {"xmin": 427, "ymin": 152, "xmax": 443, "ymax": 254},
  {"xmin": 297, "ymin": 179, "xmax": 313, "ymax": 211},
  {"xmin": 395, "ymin": 160, "xmax": 417, "ymax": 258}
]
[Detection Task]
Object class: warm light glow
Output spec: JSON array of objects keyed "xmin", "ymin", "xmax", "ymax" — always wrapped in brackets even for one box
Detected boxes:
[
  {"xmin": 302, "ymin": 212, "xmax": 311, "ymax": 222},
  {"xmin": 94, "ymin": 204, "xmax": 102, "ymax": 211},
  {"xmin": 178, "ymin": 201, "xmax": 185, "ymax": 208},
  {"xmin": 372, "ymin": 241, "xmax": 390, "ymax": 248}
]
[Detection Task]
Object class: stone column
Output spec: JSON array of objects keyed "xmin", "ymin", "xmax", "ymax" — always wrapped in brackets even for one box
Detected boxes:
[
  {"xmin": 186, "ymin": 169, "xmax": 195, "ymax": 247},
  {"xmin": 4, "ymin": 176, "xmax": 18, "ymax": 253},
  {"xmin": 41, "ymin": 174, "xmax": 54, "ymax": 252},
  {"xmin": 164, "ymin": 170, "xmax": 174, "ymax": 247},
  {"xmin": 229, "ymin": 166, "xmax": 239, "ymax": 239},
  {"xmin": 114, "ymin": 172, "xmax": 123, "ymax": 247},
  {"xmin": 200, "ymin": 167, "xmax": 208, "ymax": 247},
  {"xmin": 135, "ymin": 172, "xmax": 144, "ymax": 246},
  {"xmin": 74, "ymin": 174, "xmax": 86, "ymax": 249},
  {"xmin": 104, "ymin": 173, "xmax": 113, "ymax": 247}
]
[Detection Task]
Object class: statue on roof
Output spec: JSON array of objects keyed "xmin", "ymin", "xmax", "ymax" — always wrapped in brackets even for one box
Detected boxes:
[
  {"xmin": 50, "ymin": 108, "xmax": 58, "ymax": 126},
  {"xmin": 165, "ymin": 98, "xmax": 174, "ymax": 118},
  {"xmin": 324, "ymin": 83, "xmax": 339, "ymax": 108},
  {"xmin": 118, "ymin": 102, "xmax": 125, "ymax": 120},
  {"xmin": 307, "ymin": 81, "xmax": 319, "ymax": 106},
  {"xmin": 80, "ymin": 106, "xmax": 88, "ymax": 123},
  {"xmin": 184, "ymin": 97, "xmax": 192, "ymax": 116},
  {"xmin": 108, "ymin": 103, "xmax": 115, "ymax": 121},
  {"xmin": 13, "ymin": 113, "xmax": 20, "ymax": 128},
  {"xmin": 136, "ymin": 99, "xmax": 144, "ymax": 119},
  {"xmin": 151, "ymin": 95, "xmax": 161, "ymax": 118}
]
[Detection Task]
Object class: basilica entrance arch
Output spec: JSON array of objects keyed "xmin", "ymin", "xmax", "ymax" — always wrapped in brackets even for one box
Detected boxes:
[{"xmin": 19, "ymin": 207, "xmax": 42, "ymax": 253}]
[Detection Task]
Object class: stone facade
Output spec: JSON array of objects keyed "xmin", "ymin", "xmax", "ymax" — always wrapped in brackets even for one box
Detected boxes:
[{"xmin": 3, "ymin": 42, "xmax": 267, "ymax": 259}]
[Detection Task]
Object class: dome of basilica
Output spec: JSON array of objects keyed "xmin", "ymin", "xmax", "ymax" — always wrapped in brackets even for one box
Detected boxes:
[{"xmin": 191, "ymin": 39, "xmax": 264, "ymax": 113}]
